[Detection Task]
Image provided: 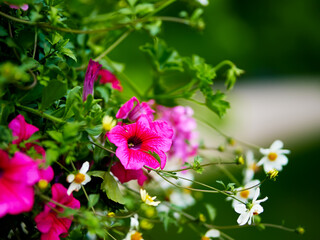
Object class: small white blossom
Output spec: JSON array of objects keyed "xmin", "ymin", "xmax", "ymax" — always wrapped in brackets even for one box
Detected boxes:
[
  {"xmin": 67, "ymin": 161, "xmax": 91, "ymax": 195},
  {"xmin": 140, "ymin": 189, "xmax": 161, "ymax": 206},
  {"xmin": 243, "ymin": 151, "xmax": 259, "ymax": 183},
  {"xmin": 202, "ymin": 229, "xmax": 220, "ymax": 239},
  {"xmin": 234, "ymin": 188, "xmax": 268, "ymax": 225},
  {"xmin": 197, "ymin": 0, "xmax": 209, "ymax": 6},
  {"xmin": 257, "ymin": 140, "xmax": 290, "ymax": 172},
  {"xmin": 230, "ymin": 180, "xmax": 260, "ymax": 207},
  {"xmin": 124, "ymin": 230, "xmax": 144, "ymax": 240},
  {"xmin": 169, "ymin": 189, "xmax": 195, "ymax": 209}
]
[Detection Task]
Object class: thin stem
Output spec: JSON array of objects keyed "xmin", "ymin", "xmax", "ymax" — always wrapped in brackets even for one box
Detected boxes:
[
  {"xmin": 145, "ymin": 161, "xmax": 237, "ymax": 174},
  {"xmin": 218, "ymin": 165, "xmax": 241, "ymax": 186},
  {"xmin": 55, "ymin": 161, "xmax": 71, "ymax": 173},
  {"xmin": 262, "ymin": 223, "xmax": 296, "ymax": 232},
  {"xmin": 33, "ymin": 28, "xmax": 38, "ymax": 59},
  {"xmin": 213, "ymin": 60, "xmax": 235, "ymax": 72},
  {"xmin": 105, "ymin": 230, "xmax": 117, "ymax": 240},
  {"xmin": 90, "ymin": 140, "xmax": 116, "ymax": 154},
  {"xmin": 95, "ymin": 30, "xmax": 132, "ymax": 62},
  {"xmin": 238, "ymin": 178, "xmax": 266, "ymax": 192},
  {"xmin": 82, "ymin": 185, "xmax": 96, "ymax": 214},
  {"xmin": 16, "ymin": 104, "xmax": 65, "ymax": 124}
]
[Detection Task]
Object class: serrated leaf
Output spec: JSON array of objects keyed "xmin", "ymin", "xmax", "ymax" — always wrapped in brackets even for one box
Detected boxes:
[
  {"xmin": 216, "ymin": 180, "xmax": 226, "ymax": 189},
  {"xmin": 60, "ymin": 48, "xmax": 77, "ymax": 62},
  {"xmin": 64, "ymin": 86, "xmax": 82, "ymax": 119},
  {"xmin": 205, "ymin": 91, "xmax": 230, "ymax": 118},
  {"xmin": 101, "ymin": 172, "xmax": 125, "ymax": 204}
]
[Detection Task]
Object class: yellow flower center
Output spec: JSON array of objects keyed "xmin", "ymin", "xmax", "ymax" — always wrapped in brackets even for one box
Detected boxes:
[
  {"xmin": 250, "ymin": 163, "xmax": 258, "ymax": 172},
  {"xmin": 74, "ymin": 173, "xmax": 85, "ymax": 184},
  {"xmin": 201, "ymin": 237, "xmax": 210, "ymax": 240},
  {"xmin": 131, "ymin": 231, "xmax": 143, "ymax": 240},
  {"xmin": 38, "ymin": 179, "xmax": 48, "ymax": 189},
  {"xmin": 240, "ymin": 190, "xmax": 250, "ymax": 199},
  {"xmin": 268, "ymin": 152, "xmax": 277, "ymax": 161}
]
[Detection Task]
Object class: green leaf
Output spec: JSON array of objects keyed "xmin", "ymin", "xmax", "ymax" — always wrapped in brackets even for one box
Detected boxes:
[
  {"xmin": 216, "ymin": 180, "xmax": 226, "ymax": 189},
  {"xmin": 64, "ymin": 86, "xmax": 82, "ymax": 119},
  {"xmin": 41, "ymin": 80, "xmax": 67, "ymax": 110},
  {"xmin": 47, "ymin": 130, "xmax": 63, "ymax": 143},
  {"xmin": 205, "ymin": 91, "xmax": 230, "ymax": 118},
  {"xmin": 225, "ymin": 65, "xmax": 244, "ymax": 90},
  {"xmin": 46, "ymin": 148, "xmax": 60, "ymax": 165},
  {"xmin": 0, "ymin": 101, "xmax": 15, "ymax": 125},
  {"xmin": 101, "ymin": 172, "xmax": 125, "ymax": 204},
  {"xmin": 205, "ymin": 204, "xmax": 217, "ymax": 222},
  {"xmin": 140, "ymin": 39, "xmax": 183, "ymax": 72},
  {"xmin": 60, "ymin": 48, "xmax": 77, "ymax": 62},
  {"xmin": 88, "ymin": 194, "xmax": 100, "ymax": 208},
  {"xmin": 0, "ymin": 125, "xmax": 13, "ymax": 148},
  {"xmin": 96, "ymin": 86, "xmax": 110, "ymax": 103},
  {"xmin": 0, "ymin": 26, "xmax": 8, "ymax": 37},
  {"xmin": 89, "ymin": 170, "xmax": 106, "ymax": 179}
]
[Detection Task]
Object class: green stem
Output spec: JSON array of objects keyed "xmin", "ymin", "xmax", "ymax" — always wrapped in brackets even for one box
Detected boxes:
[
  {"xmin": 90, "ymin": 140, "xmax": 116, "ymax": 154},
  {"xmin": 33, "ymin": 27, "xmax": 38, "ymax": 59},
  {"xmin": 218, "ymin": 165, "xmax": 241, "ymax": 186},
  {"xmin": 16, "ymin": 104, "xmax": 65, "ymax": 124},
  {"xmin": 213, "ymin": 60, "xmax": 235, "ymax": 72}
]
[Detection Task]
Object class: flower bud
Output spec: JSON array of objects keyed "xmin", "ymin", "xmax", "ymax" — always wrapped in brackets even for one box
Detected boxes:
[
  {"xmin": 236, "ymin": 155, "xmax": 245, "ymax": 165},
  {"xmin": 38, "ymin": 179, "xmax": 49, "ymax": 190},
  {"xmin": 295, "ymin": 227, "xmax": 305, "ymax": 235}
]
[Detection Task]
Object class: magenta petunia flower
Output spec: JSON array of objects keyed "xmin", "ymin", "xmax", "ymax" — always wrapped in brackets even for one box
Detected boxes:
[
  {"xmin": 5, "ymin": 2, "xmax": 29, "ymax": 11},
  {"xmin": 35, "ymin": 183, "xmax": 80, "ymax": 240},
  {"xmin": 116, "ymin": 96, "xmax": 155, "ymax": 122},
  {"xmin": 157, "ymin": 105, "xmax": 198, "ymax": 162},
  {"xmin": 99, "ymin": 69, "xmax": 123, "ymax": 91},
  {"xmin": 108, "ymin": 115, "xmax": 173, "ymax": 170},
  {"xmin": 111, "ymin": 161, "xmax": 147, "ymax": 186},
  {"xmin": 9, "ymin": 114, "xmax": 39, "ymax": 145},
  {"xmin": 0, "ymin": 150, "xmax": 40, "ymax": 217},
  {"xmin": 82, "ymin": 59, "xmax": 102, "ymax": 101}
]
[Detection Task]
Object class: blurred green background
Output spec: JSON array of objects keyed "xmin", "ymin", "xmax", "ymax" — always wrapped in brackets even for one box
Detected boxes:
[{"xmin": 110, "ymin": 0, "xmax": 319, "ymax": 239}]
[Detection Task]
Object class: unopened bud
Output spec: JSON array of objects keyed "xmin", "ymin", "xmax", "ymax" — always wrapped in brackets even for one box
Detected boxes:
[
  {"xmin": 227, "ymin": 138, "xmax": 236, "ymax": 146},
  {"xmin": 38, "ymin": 179, "xmax": 48, "ymax": 190},
  {"xmin": 236, "ymin": 155, "xmax": 245, "ymax": 165},
  {"xmin": 107, "ymin": 212, "xmax": 115, "ymax": 217},
  {"xmin": 295, "ymin": 227, "xmax": 305, "ymax": 235},
  {"xmin": 218, "ymin": 145, "xmax": 225, "ymax": 152},
  {"xmin": 102, "ymin": 116, "xmax": 117, "ymax": 132},
  {"xmin": 199, "ymin": 213, "xmax": 206, "ymax": 222}
]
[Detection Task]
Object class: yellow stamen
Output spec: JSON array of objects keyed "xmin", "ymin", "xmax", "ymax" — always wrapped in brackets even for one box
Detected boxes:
[
  {"xmin": 240, "ymin": 190, "xmax": 250, "ymax": 199},
  {"xmin": 107, "ymin": 212, "xmax": 115, "ymax": 217},
  {"xmin": 131, "ymin": 231, "xmax": 143, "ymax": 240},
  {"xmin": 268, "ymin": 152, "xmax": 277, "ymax": 161},
  {"xmin": 74, "ymin": 173, "xmax": 85, "ymax": 184}
]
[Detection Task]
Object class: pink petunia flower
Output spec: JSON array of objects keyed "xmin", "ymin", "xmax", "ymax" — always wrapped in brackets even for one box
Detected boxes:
[
  {"xmin": 99, "ymin": 69, "xmax": 122, "ymax": 91},
  {"xmin": 108, "ymin": 115, "xmax": 173, "ymax": 170},
  {"xmin": 82, "ymin": 59, "xmax": 102, "ymax": 101},
  {"xmin": 0, "ymin": 150, "xmax": 40, "ymax": 217},
  {"xmin": 9, "ymin": 114, "xmax": 39, "ymax": 145},
  {"xmin": 111, "ymin": 161, "xmax": 148, "ymax": 186},
  {"xmin": 157, "ymin": 105, "xmax": 198, "ymax": 162},
  {"xmin": 35, "ymin": 183, "xmax": 80, "ymax": 240},
  {"xmin": 116, "ymin": 96, "xmax": 155, "ymax": 122}
]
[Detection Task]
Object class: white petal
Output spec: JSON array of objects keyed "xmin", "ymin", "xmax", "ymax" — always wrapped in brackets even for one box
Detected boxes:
[
  {"xmin": 256, "ymin": 157, "xmax": 267, "ymax": 167},
  {"xmin": 246, "ymin": 151, "xmax": 254, "ymax": 164},
  {"xmin": 130, "ymin": 214, "xmax": 139, "ymax": 230},
  {"xmin": 80, "ymin": 161, "xmax": 90, "ymax": 174},
  {"xmin": 278, "ymin": 149, "xmax": 290, "ymax": 154},
  {"xmin": 234, "ymin": 203, "xmax": 246, "ymax": 214},
  {"xmin": 277, "ymin": 155, "xmax": 288, "ymax": 166},
  {"xmin": 237, "ymin": 211, "xmax": 250, "ymax": 225},
  {"xmin": 245, "ymin": 179, "xmax": 260, "ymax": 189},
  {"xmin": 205, "ymin": 229, "xmax": 220, "ymax": 238},
  {"xmin": 247, "ymin": 213, "xmax": 253, "ymax": 225},
  {"xmin": 82, "ymin": 174, "xmax": 92, "ymax": 185},
  {"xmin": 243, "ymin": 169, "xmax": 254, "ymax": 184},
  {"xmin": 263, "ymin": 161, "xmax": 274, "ymax": 172},
  {"xmin": 67, "ymin": 182, "xmax": 80, "ymax": 195},
  {"xmin": 67, "ymin": 174, "xmax": 75, "ymax": 183},
  {"xmin": 259, "ymin": 148, "xmax": 270, "ymax": 155},
  {"xmin": 256, "ymin": 196, "xmax": 268, "ymax": 204},
  {"xmin": 252, "ymin": 188, "xmax": 260, "ymax": 202},
  {"xmin": 270, "ymin": 140, "xmax": 283, "ymax": 150}
]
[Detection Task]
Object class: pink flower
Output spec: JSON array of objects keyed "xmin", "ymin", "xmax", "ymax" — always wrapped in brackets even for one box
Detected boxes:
[
  {"xmin": 5, "ymin": 2, "xmax": 29, "ymax": 11},
  {"xmin": 0, "ymin": 150, "xmax": 40, "ymax": 217},
  {"xmin": 99, "ymin": 69, "xmax": 122, "ymax": 91},
  {"xmin": 157, "ymin": 105, "xmax": 198, "ymax": 162},
  {"xmin": 9, "ymin": 114, "xmax": 39, "ymax": 145},
  {"xmin": 108, "ymin": 115, "xmax": 173, "ymax": 170},
  {"xmin": 82, "ymin": 59, "xmax": 102, "ymax": 101},
  {"xmin": 111, "ymin": 161, "xmax": 148, "ymax": 186},
  {"xmin": 35, "ymin": 183, "xmax": 80, "ymax": 240},
  {"xmin": 116, "ymin": 96, "xmax": 155, "ymax": 122}
]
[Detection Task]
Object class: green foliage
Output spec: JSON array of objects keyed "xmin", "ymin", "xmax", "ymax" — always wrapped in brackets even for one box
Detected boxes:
[{"xmin": 101, "ymin": 172, "xmax": 125, "ymax": 204}]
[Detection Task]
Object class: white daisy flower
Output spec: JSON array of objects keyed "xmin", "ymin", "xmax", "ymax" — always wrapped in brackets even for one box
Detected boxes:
[
  {"xmin": 234, "ymin": 188, "xmax": 268, "ymax": 226},
  {"xmin": 202, "ymin": 229, "xmax": 220, "ymax": 240},
  {"xmin": 169, "ymin": 189, "xmax": 195, "ymax": 209},
  {"xmin": 140, "ymin": 189, "xmax": 161, "ymax": 206},
  {"xmin": 243, "ymin": 151, "xmax": 259, "ymax": 183},
  {"xmin": 67, "ymin": 161, "xmax": 91, "ymax": 195},
  {"xmin": 230, "ymin": 179, "xmax": 260, "ymax": 207},
  {"xmin": 257, "ymin": 140, "xmax": 290, "ymax": 172}
]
